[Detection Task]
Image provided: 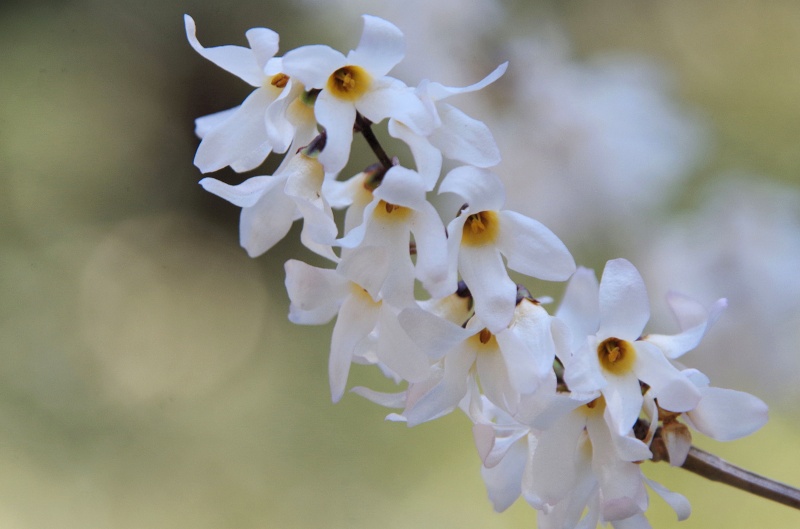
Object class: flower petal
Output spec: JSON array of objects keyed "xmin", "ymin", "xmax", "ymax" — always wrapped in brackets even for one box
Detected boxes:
[
  {"xmin": 282, "ymin": 44, "xmax": 346, "ymax": 88},
  {"xmin": 329, "ymin": 291, "xmax": 379, "ymax": 402},
  {"xmin": 284, "ymin": 260, "xmax": 348, "ymax": 324},
  {"xmin": 430, "ymin": 104, "xmax": 501, "ymax": 168},
  {"xmin": 633, "ymin": 341, "xmax": 700, "ymax": 413},
  {"xmin": 497, "ymin": 210, "xmax": 575, "ymax": 281},
  {"xmin": 238, "ymin": 183, "xmax": 297, "ymax": 257},
  {"xmin": 358, "ymin": 79, "xmax": 434, "ymax": 135},
  {"xmin": 684, "ymin": 387, "xmax": 768, "ymax": 441},
  {"xmin": 347, "ymin": 15, "xmax": 405, "ymax": 77},
  {"xmin": 184, "ymin": 15, "xmax": 263, "ymax": 87},
  {"xmin": 315, "ymin": 92, "xmax": 356, "ymax": 174},
  {"xmin": 439, "ymin": 166, "xmax": 505, "ymax": 212},
  {"xmin": 388, "ymin": 120, "xmax": 443, "ymax": 191},
  {"xmin": 556, "ymin": 267, "xmax": 601, "ymax": 351},
  {"xmin": 426, "ymin": 62, "xmax": 508, "ymax": 101},
  {"xmin": 598, "ymin": 259, "xmax": 650, "ymax": 341},
  {"xmin": 199, "ymin": 175, "xmax": 280, "ymax": 208},
  {"xmin": 602, "ymin": 372, "xmax": 644, "ymax": 436},
  {"xmin": 195, "ymin": 107, "xmax": 237, "ymax": 139},
  {"xmin": 398, "ymin": 306, "xmax": 473, "ymax": 361},
  {"xmin": 245, "ymin": 27, "xmax": 279, "ymax": 71},
  {"xmin": 194, "ymin": 88, "xmax": 274, "ymax": 173},
  {"xmin": 644, "ymin": 477, "xmax": 691, "ymax": 521},
  {"xmin": 459, "ymin": 244, "xmax": 516, "ymax": 333}
]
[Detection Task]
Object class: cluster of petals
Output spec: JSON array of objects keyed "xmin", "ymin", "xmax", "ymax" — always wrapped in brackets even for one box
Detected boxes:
[{"xmin": 187, "ymin": 13, "xmax": 770, "ymax": 529}]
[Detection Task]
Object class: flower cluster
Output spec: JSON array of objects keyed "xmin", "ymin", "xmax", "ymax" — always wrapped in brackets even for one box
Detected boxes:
[{"xmin": 186, "ymin": 14, "xmax": 768, "ymax": 528}]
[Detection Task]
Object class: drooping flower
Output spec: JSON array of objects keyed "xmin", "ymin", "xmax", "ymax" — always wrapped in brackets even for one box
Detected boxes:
[
  {"xmin": 185, "ymin": 15, "xmax": 316, "ymax": 173},
  {"xmin": 199, "ymin": 141, "xmax": 337, "ymax": 259},
  {"xmin": 285, "ymin": 258, "xmax": 432, "ymax": 402},
  {"xmin": 335, "ymin": 165, "xmax": 450, "ymax": 307}
]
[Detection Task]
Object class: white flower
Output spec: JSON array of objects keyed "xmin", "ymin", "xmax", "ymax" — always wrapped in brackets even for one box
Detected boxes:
[
  {"xmin": 560, "ymin": 259, "xmax": 702, "ymax": 446},
  {"xmin": 282, "ymin": 15, "xmax": 434, "ymax": 173},
  {"xmin": 285, "ymin": 259, "xmax": 431, "ymax": 402},
  {"xmin": 200, "ymin": 145, "xmax": 337, "ymax": 259},
  {"xmin": 397, "ymin": 294, "xmax": 566, "ymax": 424},
  {"xmin": 440, "ymin": 166, "xmax": 575, "ymax": 332},
  {"xmin": 388, "ymin": 62, "xmax": 507, "ymax": 190},
  {"xmin": 336, "ymin": 165, "xmax": 450, "ymax": 306},
  {"xmin": 185, "ymin": 15, "xmax": 317, "ymax": 173}
]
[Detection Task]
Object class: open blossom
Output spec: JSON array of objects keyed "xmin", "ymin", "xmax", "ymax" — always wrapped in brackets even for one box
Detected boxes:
[
  {"xmin": 185, "ymin": 15, "xmax": 316, "ymax": 173},
  {"xmin": 440, "ymin": 166, "xmax": 575, "ymax": 332},
  {"xmin": 281, "ymin": 15, "xmax": 434, "ymax": 174},
  {"xmin": 285, "ymin": 258, "xmax": 432, "ymax": 402},
  {"xmin": 560, "ymin": 260, "xmax": 703, "ymax": 444}
]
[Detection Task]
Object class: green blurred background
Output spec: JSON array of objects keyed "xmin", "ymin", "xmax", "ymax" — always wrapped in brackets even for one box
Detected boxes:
[{"xmin": 2, "ymin": 0, "xmax": 798, "ymax": 527}]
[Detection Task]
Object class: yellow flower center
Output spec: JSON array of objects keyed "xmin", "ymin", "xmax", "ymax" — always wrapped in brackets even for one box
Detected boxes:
[
  {"xmin": 597, "ymin": 337, "xmax": 636, "ymax": 375},
  {"xmin": 373, "ymin": 200, "xmax": 411, "ymax": 221},
  {"xmin": 327, "ymin": 66, "xmax": 372, "ymax": 101},
  {"xmin": 470, "ymin": 328, "xmax": 498, "ymax": 350},
  {"xmin": 461, "ymin": 211, "xmax": 499, "ymax": 246},
  {"xmin": 270, "ymin": 73, "xmax": 290, "ymax": 89}
]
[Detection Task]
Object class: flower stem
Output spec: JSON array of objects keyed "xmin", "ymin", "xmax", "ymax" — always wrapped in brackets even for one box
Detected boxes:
[
  {"xmin": 680, "ymin": 446, "xmax": 800, "ymax": 510},
  {"xmin": 355, "ymin": 113, "xmax": 393, "ymax": 170}
]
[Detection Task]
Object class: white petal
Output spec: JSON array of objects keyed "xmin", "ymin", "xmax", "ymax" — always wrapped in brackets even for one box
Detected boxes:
[
  {"xmin": 646, "ymin": 296, "xmax": 727, "ymax": 359},
  {"xmin": 388, "ymin": 120, "xmax": 443, "ymax": 191},
  {"xmin": 426, "ymin": 62, "xmax": 508, "ymax": 101},
  {"xmin": 358, "ymin": 80, "xmax": 434, "ymax": 135},
  {"xmin": 644, "ymin": 477, "xmax": 691, "ymax": 521},
  {"xmin": 397, "ymin": 307, "xmax": 473, "ymax": 361},
  {"xmin": 495, "ymin": 302, "xmax": 556, "ymax": 394},
  {"xmin": 315, "ymin": 92, "xmax": 356, "ymax": 174},
  {"xmin": 194, "ymin": 88, "xmax": 274, "ymax": 173},
  {"xmin": 405, "ymin": 347, "xmax": 474, "ymax": 426},
  {"xmin": 195, "ymin": 107, "xmax": 237, "ymax": 139},
  {"xmin": 525, "ymin": 412, "xmax": 586, "ymax": 507},
  {"xmin": 685, "ymin": 387, "xmax": 768, "ymax": 441},
  {"xmin": 350, "ymin": 386, "xmax": 406, "ymax": 408},
  {"xmin": 430, "ymin": 104, "xmax": 501, "ymax": 168},
  {"xmin": 347, "ymin": 15, "xmax": 405, "ymax": 77},
  {"xmin": 284, "ymin": 260, "xmax": 348, "ymax": 324},
  {"xmin": 480, "ymin": 437, "xmax": 527, "ymax": 512},
  {"xmin": 199, "ymin": 175, "xmax": 279, "ymax": 208},
  {"xmin": 245, "ymin": 27, "xmax": 279, "ymax": 70},
  {"xmin": 329, "ymin": 293, "xmax": 379, "ymax": 402},
  {"xmin": 410, "ymin": 203, "xmax": 451, "ymax": 298},
  {"xmin": 556, "ymin": 267, "xmax": 601, "ymax": 351},
  {"xmin": 497, "ymin": 210, "xmax": 576, "ymax": 281},
  {"xmin": 599, "ymin": 259, "xmax": 650, "ymax": 341},
  {"xmin": 238, "ymin": 186, "xmax": 297, "ymax": 257},
  {"xmin": 563, "ymin": 340, "xmax": 607, "ymax": 395},
  {"xmin": 602, "ymin": 372, "xmax": 644, "ymax": 436},
  {"xmin": 184, "ymin": 15, "xmax": 263, "ymax": 87},
  {"xmin": 375, "ymin": 306, "xmax": 431, "ymax": 383},
  {"xmin": 459, "ymin": 244, "xmax": 516, "ymax": 333},
  {"xmin": 281, "ymin": 44, "xmax": 346, "ymax": 88},
  {"xmin": 337, "ymin": 245, "xmax": 389, "ymax": 301},
  {"xmin": 632, "ymin": 341, "xmax": 700, "ymax": 413},
  {"xmin": 439, "ymin": 166, "xmax": 505, "ymax": 212},
  {"xmin": 372, "ymin": 166, "xmax": 427, "ymax": 210}
]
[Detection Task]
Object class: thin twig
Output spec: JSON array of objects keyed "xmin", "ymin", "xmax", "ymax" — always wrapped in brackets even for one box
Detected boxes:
[
  {"xmin": 355, "ymin": 113, "xmax": 393, "ymax": 170},
  {"xmin": 680, "ymin": 446, "xmax": 800, "ymax": 510}
]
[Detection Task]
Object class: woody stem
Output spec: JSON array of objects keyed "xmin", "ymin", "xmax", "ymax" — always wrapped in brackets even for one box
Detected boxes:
[
  {"xmin": 355, "ymin": 113, "xmax": 393, "ymax": 170},
  {"xmin": 680, "ymin": 446, "xmax": 800, "ymax": 510}
]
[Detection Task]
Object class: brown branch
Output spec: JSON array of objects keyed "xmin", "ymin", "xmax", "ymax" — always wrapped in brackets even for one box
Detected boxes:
[
  {"xmin": 355, "ymin": 113, "xmax": 393, "ymax": 170},
  {"xmin": 680, "ymin": 446, "xmax": 800, "ymax": 510}
]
